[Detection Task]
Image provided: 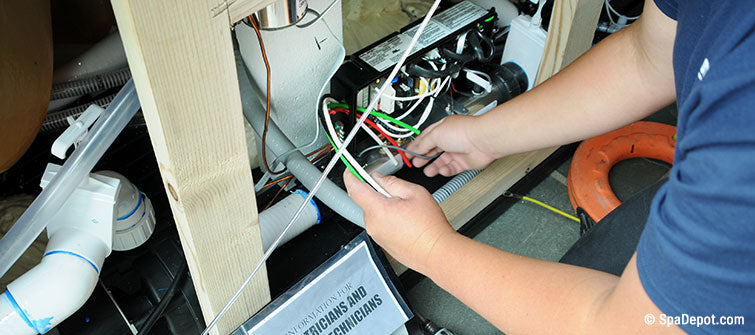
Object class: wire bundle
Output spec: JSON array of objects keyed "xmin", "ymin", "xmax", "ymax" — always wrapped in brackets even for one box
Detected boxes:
[{"xmin": 200, "ymin": 1, "xmax": 444, "ymax": 333}]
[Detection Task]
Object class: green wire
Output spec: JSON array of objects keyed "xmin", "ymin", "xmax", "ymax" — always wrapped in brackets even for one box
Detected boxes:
[
  {"xmin": 327, "ymin": 103, "xmax": 421, "ymax": 135},
  {"xmin": 368, "ymin": 110, "xmax": 421, "ymax": 135},
  {"xmin": 325, "ymin": 132, "xmax": 364, "ymax": 182}
]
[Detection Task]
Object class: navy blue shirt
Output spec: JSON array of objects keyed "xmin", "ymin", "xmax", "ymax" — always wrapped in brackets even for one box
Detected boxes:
[{"xmin": 637, "ymin": 1, "xmax": 755, "ymax": 333}]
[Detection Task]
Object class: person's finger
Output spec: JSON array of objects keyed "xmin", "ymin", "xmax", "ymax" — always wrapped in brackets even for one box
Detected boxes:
[
  {"xmin": 411, "ymin": 147, "xmax": 442, "ymax": 168},
  {"xmin": 372, "ymin": 174, "xmax": 422, "ymax": 200},
  {"xmin": 343, "ymin": 169, "xmax": 383, "ymax": 212},
  {"xmin": 448, "ymin": 160, "xmax": 468, "ymax": 175},
  {"xmin": 406, "ymin": 120, "xmax": 443, "ymax": 156},
  {"xmin": 423, "ymin": 152, "xmax": 454, "ymax": 177}
]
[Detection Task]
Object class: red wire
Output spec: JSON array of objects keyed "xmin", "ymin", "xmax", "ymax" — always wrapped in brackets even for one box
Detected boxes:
[
  {"xmin": 330, "ymin": 108, "xmax": 413, "ymax": 167},
  {"xmin": 358, "ymin": 113, "xmax": 413, "ymax": 168}
]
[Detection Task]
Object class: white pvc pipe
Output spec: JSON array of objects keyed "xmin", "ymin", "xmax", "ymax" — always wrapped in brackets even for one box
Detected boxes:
[
  {"xmin": 0, "ymin": 228, "xmax": 108, "ymax": 334},
  {"xmin": 0, "ymin": 80, "xmax": 139, "ymax": 279}
]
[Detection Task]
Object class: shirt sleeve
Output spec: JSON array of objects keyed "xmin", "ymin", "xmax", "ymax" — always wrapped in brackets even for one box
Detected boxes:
[
  {"xmin": 653, "ymin": 0, "xmax": 678, "ymax": 20},
  {"xmin": 636, "ymin": 49, "xmax": 755, "ymax": 333}
]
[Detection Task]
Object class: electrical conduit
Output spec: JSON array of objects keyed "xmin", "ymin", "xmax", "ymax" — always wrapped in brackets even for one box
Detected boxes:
[
  {"xmin": 432, "ymin": 169, "xmax": 482, "ymax": 203},
  {"xmin": 237, "ymin": 54, "xmax": 366, "ymax": 227}
]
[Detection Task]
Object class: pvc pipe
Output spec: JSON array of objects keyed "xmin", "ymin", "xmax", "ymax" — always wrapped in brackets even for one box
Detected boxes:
[
  {"xmin": 236, "ymin": 54, "xmax": 366, "ymax": 227},
  {"xmin": 432, "ymin": 169, "xmax": 482, "ymax": 203},
  {"xmin": 0, "ymin": 228, "xmax": 108, "ymax": 334},
  {"xmin": 98, "ymin": 171, "xmax": 156, "ymax": 251},
  {"xmin": 259, "ymin": 190, "xmax": 320, "ymax": 251},
  {"xmin": 0, "ymin": 79, "xmax": 139, "ymax": 278}
]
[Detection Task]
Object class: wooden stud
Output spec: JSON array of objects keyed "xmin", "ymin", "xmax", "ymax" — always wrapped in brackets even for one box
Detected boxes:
[{"xmin": 111, "ymin": 0, "xmax": 270, "ymax": 333}]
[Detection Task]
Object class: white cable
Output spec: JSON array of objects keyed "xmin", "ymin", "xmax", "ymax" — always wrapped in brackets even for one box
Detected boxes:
[
  {"xmin": 321, "ymin": 99, "xmax": 389, "ymax": 195},
  {"xmin": 296, "ymin": 0, "xmax": 339, "ymax": 28},
  {"xmin": 604, "ymin": 0, "xmax": 639, "ymax": 26},
  {"xmin": 375, "ymin": 76, "xmax": 450, "ymax": 137},
  {"xmin": 199, "ymin": 3, "xmax": 442, "ymax": 333},
  {"xmin": 361, "ymin": 123, "xmax": 397, "ymax": 164}
]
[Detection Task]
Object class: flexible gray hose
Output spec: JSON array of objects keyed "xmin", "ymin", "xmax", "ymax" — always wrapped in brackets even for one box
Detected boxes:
[
  {"xmin": 50, "ymin": 67, "xmax": 131, "ymax": 100},
  {"xmin": 432, "ymin": 169, "xmax": 482, "ymax": 203},
  {"xmin": 41, "ymin": 94, "xmax": 116, "ymax": 132},
  {"xmin": 236, "ymin": 54, "xmax": 365, "ymax": 227}
]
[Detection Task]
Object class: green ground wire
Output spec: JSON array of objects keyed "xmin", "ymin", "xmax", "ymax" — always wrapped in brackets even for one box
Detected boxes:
[
  {"xmin": 325, "ymin": 132, "xmax": 364, "ymax": 182},
  {"xmin": 327, "ymin": 103, "xmax": 421, "ymax": 135}
]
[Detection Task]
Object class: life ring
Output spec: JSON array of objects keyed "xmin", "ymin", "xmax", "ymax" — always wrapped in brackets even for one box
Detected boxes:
[{"xmin": 567, "ymin": 121, "xmax": 676, "ymax": 222}]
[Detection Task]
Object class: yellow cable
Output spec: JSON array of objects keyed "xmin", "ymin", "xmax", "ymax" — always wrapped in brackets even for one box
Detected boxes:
[{"xmin": 521, "ymin": 196, "xmax": 581, "ymax": 223}]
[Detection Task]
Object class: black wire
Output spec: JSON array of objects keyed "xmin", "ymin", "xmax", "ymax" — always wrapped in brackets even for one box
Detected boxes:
[
  {"xmin": 406, "ymin": 60, "xmax": 464, "ymax": 78},
  {"xmin": 138, "ymin": 259, "xmax": 189, "ymax": 335}
]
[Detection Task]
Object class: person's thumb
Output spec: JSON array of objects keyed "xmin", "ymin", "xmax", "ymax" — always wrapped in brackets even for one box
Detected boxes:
[
  {"xmin": 343, "ymin": 169, "xmax": 383, "ymax": 211},
  {"xmin": 372, "ymin": 173, "xmax": 420, "ymax": 200}
]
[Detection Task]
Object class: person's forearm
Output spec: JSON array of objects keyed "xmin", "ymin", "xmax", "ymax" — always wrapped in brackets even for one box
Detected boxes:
[
  {"xmin": 425, "ymin": 232, "xmax": 619, "ymax": 334},
  {"xmin": 473, "ymin": 20, "xmax": 676, "ymax": 158}
]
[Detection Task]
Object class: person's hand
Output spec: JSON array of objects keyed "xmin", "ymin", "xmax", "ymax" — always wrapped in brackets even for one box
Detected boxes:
[
  {"xmin": 406, "ymin": 115, "xmax": 497, "ymax": 177},
  {"xmin": 343, "ymin": 169, "xmax": 456, "ymax": 275}
]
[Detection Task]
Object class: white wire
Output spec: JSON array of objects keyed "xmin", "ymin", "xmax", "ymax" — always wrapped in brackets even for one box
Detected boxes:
[
  {"xmin": 200, "ymin": 2, "xmax": 442, "ymax": 333},
  {"xmin": 374, "ymin": 76, "xmax": 450, "ymax": 138},
  {"xmin": 322, "ymin": 99, "xmax": 389, "ymax": 195},
  {"xmin": 604, "ymin": 0, "xmax": 639, "ymax": 25},
  {"xmin": 296, "ymin": 0, "xmax": 339, "ymax": 28},
  {"xmin": 379, "ymin": 85, "xmax": 440, "ymax": 101},
  {"xmin": 377, "ymin": 76, "xmax": 447, "ymax": 133},
  {"xmin": 361, "ymin": 123, "xmax": 397, "ymax": 164}
]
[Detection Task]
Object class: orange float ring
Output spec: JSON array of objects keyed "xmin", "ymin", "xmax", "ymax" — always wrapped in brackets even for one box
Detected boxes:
[{"xmin": 567, "ymin": 121, "xmax": 676, "ymax": 223}]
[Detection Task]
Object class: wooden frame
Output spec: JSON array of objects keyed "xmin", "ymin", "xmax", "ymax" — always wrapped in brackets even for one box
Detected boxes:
[{"xmin": 112, "ymin": 0, "xmax": 603, "ymax": 332}]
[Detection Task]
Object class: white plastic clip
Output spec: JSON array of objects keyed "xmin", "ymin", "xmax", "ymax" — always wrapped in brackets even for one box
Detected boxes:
[
  {"xmin": 51, "ymin": 104, "xmax": 105, "ymax": 159},
  {"xmin": 466, "ymin": 71, "xmax": 492, "ymax": 93}
]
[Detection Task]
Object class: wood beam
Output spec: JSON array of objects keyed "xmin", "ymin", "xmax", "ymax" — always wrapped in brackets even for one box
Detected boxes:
[
  {"xmin": 390, "ymin": 0, "xmax": 603, "ymax": 275},
  {"xmin": 210, "ymin": 0, "xmax": 278, "ymax": 25},
  {"xmin": 111, "ymin": 0, "xmax": 270, "ymax": 333}
]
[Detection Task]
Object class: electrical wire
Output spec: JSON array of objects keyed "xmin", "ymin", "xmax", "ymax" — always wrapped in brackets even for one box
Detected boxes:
[
  {"xmin": 250, "ymin": 15, "xmax": 286, "ymax": 175},
  {"xmin": 324, "ymin": 131, "xmax": 363, "ymax": 181},
  {"xmin": 360, "ymin": 119, "xmax": 399, "ymax": 166},
  {"xmin": 357, "ymin": 113, "xmax": 413, "ymax": 167},
  {"xmin": 322, "ymin": 97, "xmax": 388, "ymax": 194},
  {"xmin": 604, "ymin": 0, "xmax": 640, "ymax": 25},
  {"xmin": 504, "ymin": 192, "xmax": 580, "ymax": 223},
  {"xmin": 327, "ymin": 103, "xmax": 422, "ymax": 135},
  {"xmin": 374, "ymin": 76, "xmax": 450, "ymax": 139},
  {"xmin": 258, "ymin": 144, "xmax": 331, "ymax": 193},
  {"xmin": 263, "ymin": 177, "xmax": 293, "ymax": 211},
  {"xmin": 200, "ymin": 2, "xmax": 442, "ymax": 333},
  {"xmin": 329, "ymin": 106, "xmax": 411, "ymax": 166},
  {"xmin": 296, "ymin": 0, "xmax": 339, "ymax": 28},
  {"xmin": 330, "ymin": 107, "xmax": 412, "ymax": 167},
  {"xmin": 357, "ymin": 145, "xmax": 441, "ymax": 160},
  {"xmin": 138, "ymin": 259, "xmax": 188, "ymax": 335}
]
